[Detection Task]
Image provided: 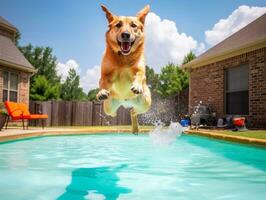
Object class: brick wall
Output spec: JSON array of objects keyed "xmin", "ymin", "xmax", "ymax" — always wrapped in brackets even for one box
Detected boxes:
[
  {"xmin": 189, "ymin": 47, "xmax": 266, "ymax": 128},
  {"xmin": 0, "ymin": 66, "xmax": 30, "ymax": 105},
  {"xmin": 0, "ymin": 67, "xmax": 30, "ymax": 127},
  {"xmin": 0, "ymin": 69, "xmax": 3, "ymax": 101},
  {"xmin": 248, "ymin": 48, "xmax": 266, "ymax": 128},
  {"xmin": 19, "ymin": 71, "xmax": 30, "ymax": 105}
]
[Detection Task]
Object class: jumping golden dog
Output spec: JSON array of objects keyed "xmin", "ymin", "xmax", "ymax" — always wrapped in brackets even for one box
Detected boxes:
[{"xmin": 97, "ymin": 5, "xmax": 151, "ymax": 133}]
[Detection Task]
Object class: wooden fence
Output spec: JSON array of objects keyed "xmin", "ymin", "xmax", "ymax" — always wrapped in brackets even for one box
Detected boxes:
[
  {"xmin": 29, "ymin": 90, "xmax": 188, "ymax": 127},
  {"xmin": 29, "ymin": 101, "xmax": 131, "ymax": 126}
]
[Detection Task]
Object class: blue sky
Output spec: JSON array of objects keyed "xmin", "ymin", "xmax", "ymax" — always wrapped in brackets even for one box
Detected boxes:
[{"xmin": 1, "ymin": 0, "xmax": 265, "ymax": 91}]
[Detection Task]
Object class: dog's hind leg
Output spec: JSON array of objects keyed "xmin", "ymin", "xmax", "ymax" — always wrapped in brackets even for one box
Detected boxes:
[
  {"xmin": 130, "ymin": 85, "xmax": 152, "ymax": 134},
  {"xmin": 130, "ymin": 109, "xmax": 139, "ymax": 134}
]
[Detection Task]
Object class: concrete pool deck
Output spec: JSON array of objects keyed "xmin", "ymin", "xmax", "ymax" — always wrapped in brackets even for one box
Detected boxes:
[
  {"xmin": 0, "ymin": 126, "xmax": 152, "ymax": 143},
  {"xmin": 0, "ymin": 126, "xmax": 266, "ymax": 147}
]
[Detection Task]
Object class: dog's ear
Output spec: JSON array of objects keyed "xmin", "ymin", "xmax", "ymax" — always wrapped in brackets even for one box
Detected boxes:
[
  {"xmin": 101, "ymin": 4, "xmax": 114, "ymax": 23},
  {"xmin": 136, "ymin": 5, "xmax": 150, "ymax": 24}
]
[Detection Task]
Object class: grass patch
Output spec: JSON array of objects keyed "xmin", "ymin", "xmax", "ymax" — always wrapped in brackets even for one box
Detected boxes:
[{"xmin": 215, "ymin": 130, "xmax": 266, "ymax": 139}]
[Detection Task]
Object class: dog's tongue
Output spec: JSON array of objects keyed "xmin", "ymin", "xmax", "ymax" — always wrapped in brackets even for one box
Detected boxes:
[{"xmin": 121, "ymin": 42, "xmax": 130, "ymax": 51}]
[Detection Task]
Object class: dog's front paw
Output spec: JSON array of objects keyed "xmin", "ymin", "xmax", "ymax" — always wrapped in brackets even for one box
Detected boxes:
[
  {"xmin": 131, "ymin": 82, "xmax": 143, "ymax": 94},
  {"xmin": 96, "ymin": 89, "xmax": 110, "ymax": 100}
]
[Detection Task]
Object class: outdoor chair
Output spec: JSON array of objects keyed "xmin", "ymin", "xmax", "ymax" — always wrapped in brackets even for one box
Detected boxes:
[{"xmin": 4, "ymin": 101, "xmax": 48, "ymax": 129}]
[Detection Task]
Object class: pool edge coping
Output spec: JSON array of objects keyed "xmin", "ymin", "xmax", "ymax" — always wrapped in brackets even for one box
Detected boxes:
[{"xmin": 0, "ymin": 129, "xmax": 152, "ymax": 143}]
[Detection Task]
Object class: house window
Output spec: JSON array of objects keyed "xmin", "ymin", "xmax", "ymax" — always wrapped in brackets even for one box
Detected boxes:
[
  {"xmin": 3, "ymin": 71, "xmax": 19, "ymax": 102},
  {"xmin": 225, "ymin": 65, "xmax": 249, "ymax": 115}
]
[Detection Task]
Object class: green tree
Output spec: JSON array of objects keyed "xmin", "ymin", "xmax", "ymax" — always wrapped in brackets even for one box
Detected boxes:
[
  {"xmin": 87, "ymin": 88, "xmax": 99, "ymax": 101},
  {"xmin": 61, "ymin": 68, "xmax": 86, "ymax": 100},
  {"xmin": 15, "ymin": 31, "xmax": 21, "ymax": 47},
  {"xmin": 30, "ymin": 75, "xmax": 61, "ymax": 101},
  {"xmin": 19, "ymin": 44, "xmax": 60, "ymax": 85},
  {"xmin": 156, "ymin": 63, "xmax": 188, "ymax": 97},
  {"xmin": 182, "ymin": 51, "xmax": 196, "ymax": 65},
  {"xmin": 145, "ymin": 66, "xmax": 159, "ymax": 92},
  {"xmin": 18, "ymin": 42, "xmax": 62, "ymax": 101},
  {"xmin": 16, "ymin": 33, "xmax": 60, "ymax": 85}
]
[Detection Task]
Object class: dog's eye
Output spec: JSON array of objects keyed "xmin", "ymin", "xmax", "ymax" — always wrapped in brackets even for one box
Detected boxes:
[
  {"xmin": 116, "ymin": 22, "xmax": 122, "ymax": 28},
  {"xmin": 131, "ymin": 23, "xmax": 137, "ymax": 28}
]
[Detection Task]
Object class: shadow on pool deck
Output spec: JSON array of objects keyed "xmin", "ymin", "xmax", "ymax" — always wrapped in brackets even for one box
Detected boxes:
[{"xmin": 56, "ymin": 164, "xmax": 131, "ymax": 200}]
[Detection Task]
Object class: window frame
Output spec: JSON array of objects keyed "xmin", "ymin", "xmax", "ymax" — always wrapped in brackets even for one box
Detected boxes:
[
  {"xmin": 2, "ymin": 70, "xmax": 19, "ymax": 102},
  {"xmin": 224, "ymin": 64, "xmax": 249, "ymax": 115}
]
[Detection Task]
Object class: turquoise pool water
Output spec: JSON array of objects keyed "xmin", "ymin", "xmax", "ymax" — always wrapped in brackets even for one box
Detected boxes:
[{"xmin": 0, "ymin": 134, "xmax": 266, "ymax": 200}]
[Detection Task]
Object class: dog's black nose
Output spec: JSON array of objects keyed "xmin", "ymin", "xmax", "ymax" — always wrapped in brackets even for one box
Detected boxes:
[{"xmin": 121, "ymin": 31, "xmax": 130, "ymax": 40}]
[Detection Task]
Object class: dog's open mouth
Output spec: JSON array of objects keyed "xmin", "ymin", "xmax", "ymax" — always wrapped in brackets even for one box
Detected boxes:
[{"xmin": 118, "ymin": 41, "xmax": 134, "ymax": 55}]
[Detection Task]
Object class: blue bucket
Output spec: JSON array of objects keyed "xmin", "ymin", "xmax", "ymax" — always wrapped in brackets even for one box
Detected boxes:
[{"xmin": 180, "ymin": 119, "xmax": 190, "ymax": 127}]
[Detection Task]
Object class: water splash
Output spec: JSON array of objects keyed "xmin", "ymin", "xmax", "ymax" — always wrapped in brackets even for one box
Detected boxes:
[
  {"xmin": 97, "ymin": 112, "xmax": 122, "ymax": 133},
  {"xmin": 149, "ymin": 121, "xmax": 188, "ymax": 146},
  {"xmin": 97, "ymin": 112, "xmax": 111, "ymax": 126},
  {"xmin": 193, "ymin": 100, "xmax": 203, "ymax": 114}
]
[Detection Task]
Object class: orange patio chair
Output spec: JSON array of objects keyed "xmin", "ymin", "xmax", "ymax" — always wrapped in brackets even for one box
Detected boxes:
[
  {"xmin": 4, "ymin": 101, "xmax": 24, "ymax": 127},
  {"xmin": 4, "ymin": 101, "xmax": 48, "ymax": 129}
]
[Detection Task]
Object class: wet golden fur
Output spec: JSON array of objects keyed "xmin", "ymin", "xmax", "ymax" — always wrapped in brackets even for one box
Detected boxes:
[{"xmin": 97, "ymin": 5, "xmax": 151, "ymax": 133}]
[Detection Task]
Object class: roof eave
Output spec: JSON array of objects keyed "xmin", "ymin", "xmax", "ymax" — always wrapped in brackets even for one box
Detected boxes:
[
  {"xmin": 0, "ymin": 59, "xmax": 37, "ymax": 73},
  {"xmin": 182, "ymin": 37, "xmax": 266, "ymax": 70},
  {"xmin": 0, "ymin": 22, "xmax": 18, "ymax": 34}
]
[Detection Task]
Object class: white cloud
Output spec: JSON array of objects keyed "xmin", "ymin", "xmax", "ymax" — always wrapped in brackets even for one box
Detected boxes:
[
  {"xmin": 56, "ymin": 59, "xmax": 80, "ymax": 82},
  {"xmin": 56, "ymin": 60, "xmax": 100, "ymax": 93},
  {"xmin": 205, "ymin": 5, "xmax": 266, "ymax": 46},
  {"xmin": 145, "ymin": 12, "xmax": 204, "ymax": 72},
  {"xmin": 80, "ymin": 65, "xmax": 101, "ymax": 93},
  {"xmin": 196, "ymin": 42, "xmax": 206, "ymax": 55}
]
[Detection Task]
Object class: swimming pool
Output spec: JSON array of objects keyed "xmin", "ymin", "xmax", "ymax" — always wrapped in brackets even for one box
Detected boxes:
[{"xmin": 0, "ymin": 134, "xmax": 266, "ymax": 200}]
